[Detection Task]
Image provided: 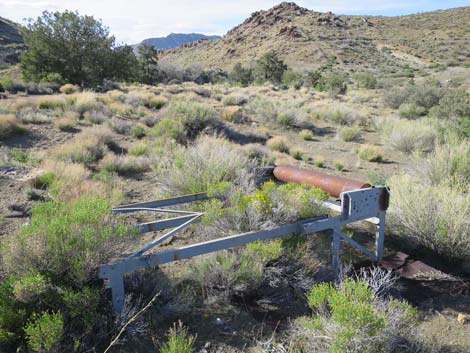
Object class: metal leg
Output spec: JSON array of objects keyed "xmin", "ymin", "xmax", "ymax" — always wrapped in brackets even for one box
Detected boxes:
[
  {"xmin": 109, "ymin": 271, "xmax": 125, "ymax": 316},
  {"xmin": 331, "ymin": 229, "xmax": 341, "ymax": 277},
  {"xmin": 375, "ymin": 211, "xmax": 386, "ymax": 261}
]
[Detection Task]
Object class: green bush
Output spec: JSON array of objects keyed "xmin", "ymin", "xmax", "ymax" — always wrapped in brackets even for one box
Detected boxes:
[
  {"xmin": 160, "ymin": 99, "xmax": 216, "ymax": 142},
  {"xmin": 253, "ymin": 51, "xmax": 287, "ymax": 84},
  {"xmin": 12, "ymin": 274, "xmax": 49, "ymax": 304},
  {"xmin": 399, "ymin": 103, "xmax": 427, "ymax": 119},
  {"xmin": 317, "ymin": 72, "xmax": 348, "ymax": 96},
  {"xmin": 24, "ymin": 312, "xmax": 63, "ymax": 352},
  {"xmin": 0, "ymin": 278, "xmax": 27, "ymax": 351},
  {"xmin": 389, "ymin": 174, "xmax": 470, "ymax": 260},
  {"xmin": 160, "ymin": 321, "xmax": 195, "ymax": 353},
  {"xmin": 357, "ymin": 144, "xmax": 383, "ymax": 162},
  {"xmin": 300, "ymin": 129, "xmax": 314, "ymax": 140},
  {"xmin": 430, "ymin": 88, "xmax": 470, "ymax": 120},
  {"xmin": 229, "ymin": 63, "xmax": 253, "ymax": 87},
  {"xmin": 267, "ymin": 136, "xmax": 289, "ymax": 153},
  {"xmin": 306, "ymin": 277, "xmax": 416, "ymax": 353},
  {"xmin": 353, "ymin": 72, "xmax": 377, "ymax": 89},
  {"xmin": 337, "ymin": 126, "xmax": 361, "ymax": 142},
  {"xmin": 59, "ymin": 84, "xmax": 80, "ymax": 94},
  {"xmin": 282, "ymin": 69, "xmax": 303, "ymax": 88},
  {"xmin": 2, "ymin": 195, "xmax": 136, "ymax": 284},
  {"xmin": 222, "ymin": 93, "xmax": 248, "ymax": 106},
  {"xmin": 156, "ymin": 135, "xmax": 252, "ymax": 194},
  {"xmin": 130, "ymin": 124, "xmax": 146, "ymax": 139}
]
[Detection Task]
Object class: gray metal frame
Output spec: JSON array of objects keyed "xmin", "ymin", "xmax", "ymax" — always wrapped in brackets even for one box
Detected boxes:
[{"xmin": 100, "ymin": 187, "xmax": 388, "ymax": 315}]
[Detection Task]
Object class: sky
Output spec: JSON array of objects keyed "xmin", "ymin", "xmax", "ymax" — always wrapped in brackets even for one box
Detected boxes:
[{"xmin": 1, "ymin": 0, "xmax": 468, "ymax": 44}]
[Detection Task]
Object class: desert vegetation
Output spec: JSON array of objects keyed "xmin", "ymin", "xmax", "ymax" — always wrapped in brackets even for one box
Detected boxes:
[{"xmin": 0, "ymin": 2, "xmax": 469, "ymax": 353}]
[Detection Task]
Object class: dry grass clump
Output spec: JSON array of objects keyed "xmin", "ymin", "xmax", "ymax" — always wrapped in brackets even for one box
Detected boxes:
[
  {"xmin": 222, "ymin": 93, "xmax": 249, "ymax": 106},
  {"xmin": 99, "ymin": 154, "xmax": 151, "ymax": 176},
  {"xmin": 73, "ymin": 92, "xmax": 102, "ymax": 117},
  {"xmin": 221, "ymin": 106, "xmax": 245, "ymax": 123},
  {"xmin": 151, "ymin": 98, "xmax": 216, "ymax": 143},
  {"xmin": 300, "ymin": 129, "xmax": 314, "ymax": 140},
  {"xmin": 323, "ymin": 107, "xmax": 366, "ymax": 126},
  {"xmin": 59, "ymin": 84, "xmax": 80, "ymax": 94},
  {"xmin": 52, "ymin": 127, "xmax": 116, "ymax": 165},
  {"xmin": 156, "ymin": 135, "xmax": 253, "ymax": 194},
  {"xmin": 388, "ymin": 174, "xmax": 470, "ymax": 260},
  {"xmin": 267, "ymin": 136, "xmax": 290, "ymax": 153},
  {"xmin": 125, "ymin": 91, "xmax": 167, "ymax": 109},
  {"xmin": 411, "ymin": 140, "xmax": 470, "ymax": 186},
  {"xmin": 54, "ymin": 111, "xmax": 79, "ymax": 131},
  {"xmin": 106, "ymin": 101, "xmax": 136, "ymax": 118},
  {"xmin": 0, "ymin": 114, "xmax": 22, "ymax": 139},
  {"xmin": 17, "ymin": 107, "xmax": 53, "ymax": 124},
  {"xmin": 246, "ymin": 96, "xmax": 307, "ymax": 128},
  {"xmin": 84, "ymin": 109, "xmax": 111, "ymax": 125},
  {"xmin": 37, "ymin": 96, "xmax": 67, "ymax": 110},
  {"xmin": 357, "ymin": 144, "xmax": 383, "ymax": 162},
  {"xmin": 337, "ymin": 126, "xmax": 361, "ymax": 142},
  {"xmin": 379, "ymin": 117, "xmax": 436, "ymax": 154},
  {"xmin": 108, "ymin": 118, "xmax": 132, "ymax": 135}
]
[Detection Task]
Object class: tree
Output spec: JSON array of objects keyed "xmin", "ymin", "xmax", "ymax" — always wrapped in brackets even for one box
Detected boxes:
[
  {"xmin": 229, "ymin": 63, "xmax": 253, "ymax": 86},
  {"xmin": 138, "ymin": 43, "xmax": 159, "ymax": 84},
  {"xmin": 20, "ymin": 11, "xmax": 138, "ymax": 87},
  {"xmin": 253, "ymin": 51, "xmax": 287, "ymax": 84}
]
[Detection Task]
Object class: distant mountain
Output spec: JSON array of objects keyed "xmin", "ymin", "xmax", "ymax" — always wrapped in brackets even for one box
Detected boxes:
[
  {"xmin": 0, "ymin": 16, "xmax": 25, "ymax": 65},
  {"xmin": 159, "ymin": 2, "xmax": 470, "ymax": 73},
  {"xmin": 140, "ymin": 33, "xmax": 220, "ymax": 50}
]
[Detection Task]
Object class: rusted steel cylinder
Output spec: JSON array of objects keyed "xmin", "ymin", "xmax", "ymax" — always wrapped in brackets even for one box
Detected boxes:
[{"xmin": 273, "ymin": 166, "xmax": 371, "ymax": 198}]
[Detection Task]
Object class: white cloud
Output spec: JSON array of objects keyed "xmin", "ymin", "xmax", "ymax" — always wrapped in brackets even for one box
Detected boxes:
[{"xmin": 0, "ymin": 0, "xmax": 462, "ymax": 43}]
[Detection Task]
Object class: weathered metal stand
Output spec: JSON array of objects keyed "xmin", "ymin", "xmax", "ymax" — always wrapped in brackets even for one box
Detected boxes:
[{"xmin": 99, "ymin": 185, "xmax": 389, "ymax": 315}]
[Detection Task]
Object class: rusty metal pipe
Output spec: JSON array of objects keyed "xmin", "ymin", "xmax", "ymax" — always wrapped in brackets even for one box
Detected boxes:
[{"xmin": 273, "ymin": 166, "xmax": 371, "ymax": 198}]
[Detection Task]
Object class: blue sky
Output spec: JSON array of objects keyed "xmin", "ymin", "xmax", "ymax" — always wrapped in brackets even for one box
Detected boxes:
[{"xmin": 1, "ymin": 1, "xmax": 468, "ymax": 43}]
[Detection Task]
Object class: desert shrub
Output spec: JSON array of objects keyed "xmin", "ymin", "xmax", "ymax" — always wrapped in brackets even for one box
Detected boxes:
[
  {"xmin": 17, "ymin": 108, "xmax": 53, "ymax": 124},
  {"xmin": 253, "ymin": 51, "xmax": 287, "ymax": 84},
  {"xmin": 159, "ymin": 321, "xmax": 195, "ymax": 353},
  {"xmin": 129, "ymin": 142, "xmax": 149, "ymax": 156},
  {"xmin": 411, "ymin": 140, "xmax": 470, "ymax": 186},
  {"xmin": 24, "ymin": 312, "xmax": 63, "ymax": 352},
  {"xmin": 276, "ymin": 109, "xmax": 297, "ymax": 127},
  {"xmin": 357, "ymin": 144, "xmax": 383, "ymax": 162},
  {"xmin": 203, "ymin": 181, "xmax": 328, "ymax": 233},
  {"xmin": 246, "ymin": 96, "xmax": 277, "ymax": 123},
  {"xmin": 337, "ymin": 126, "xmax": 361, "ymax": 142},
  {"xmin": 303, "ymin": 275, "xmax": 417, "ymax": 353},
  {"xmin": 109, "ymin": 118, "xmax": 132, "ymax": 135},
  {"xmin": 429, "ymin": 88, "xmax": 470, "ymax": 120},
  {"xmin": 157, "ymin": 135, "xmax": 252, "ymax": 194},
  {"xmin": 59, "ymin": 84, "xmax": 80, "ymax": 94},
  {"xmin": 379, "ymin": 118, "xmax": 436, "ymax": 154},
  {"xmin": 282, "ymin": 69, "xmax": 303, "ymax": 88},
  {"xmin": 353, "ymin": 72, "xmax": 377, "ymax": 89},
  {"xmin": 300, "ymin": 129, "xmax": 314, "ymax": 140},
  {"xmin": 291, "ymin": 149, "xmax": 304, "ymax": 160},
  {"xmin": 1, "ymin": 195, "xmax": 136, "ymax": 284},
  {"xmin": 313, "ymin": 158, "xmax": 325, "ymax": 168},
  {"xmin": 324, "ymin": 108, "xmax": 363, "ymax": 126},
  {"xmin": 73, "ymin": 92, "xmax": 102, "ymax": 117},
  {"xmin": 84, "ymin": 110, "xmax": 111, "ymax": 125},
  {"xmin": 317, "ymin": 72, "xmax": 348, "ymax": 96},
  {"xmin": 267, "ymin": 136, "xmax": 289, "ymax": 153},
  {"xmin": 384, "ymin": 82, "xmax": 443, "ymax": 110},
  {"xmin": 31, "ymin": 171, "xmax": 56, "ymax": 190},
  {"xmin": 398, "ymin": 103, "xmax": 426, "ymax": 119},
  {"xmin": 38, "ymin": 96, "xmax": 67, "ymax": 110},
  {"xmin": 222, "ymin": 93, "xmax": 248, "ymax": 106},
  {"xmin": 155, "ymin": 99, "xmax": 216, "ymax": 142},
  {"xmin": 146, "ymin": 96, "xmax": 167, "ymax": 110},
  {"xmin": 335, "ymin": 162, "xmax": 344, "ymax": 171},
  {"xmin": 388, "ymin": 174, "xmax": 470, "ymax": 260},
  {"xmin": 130, "ymin": 124, "xmax": 146, "ymax": 138},
  {"xmin": 221, "ymin": 106, "xmax": 245, "ymax": 123},
  {"xmin": 54, "ymin": 111, "xmax": 78, "ymax": 131},
  {"xmin": 229, "ymin": 63, "xmax": 253, "ymax": 87},
  {"xmin": 0, "ymin": 114, "xmax": 23, "ymax": 139},
  {"xmin": 150, "ymin": 118, "xmax": 185, "ymax": 142},
  {"xmin": 99, "ymin": 154, "xmax": 151, "ymax": 176},
  {"xmin": 53, "ymin": 127, "xmax": 116, "ymax": 165}
]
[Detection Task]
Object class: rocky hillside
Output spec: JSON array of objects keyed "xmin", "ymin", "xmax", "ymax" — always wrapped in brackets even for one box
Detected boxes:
[
  {"xmin": 0, "ymin": 16, "xmax": 24, "ymax": 66},
  {"xmin": 159, "ymin": 2, "xmax": 470, "ymax": 74},
  {"xmin": 140, "ymin": 33, "xmax": 220, "ymax": 50}
]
